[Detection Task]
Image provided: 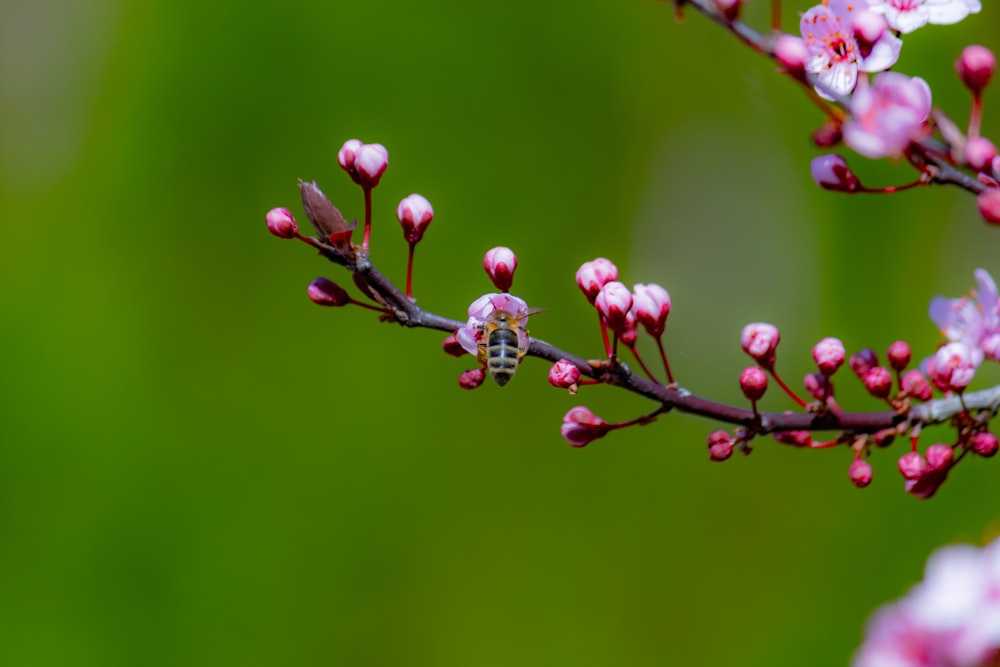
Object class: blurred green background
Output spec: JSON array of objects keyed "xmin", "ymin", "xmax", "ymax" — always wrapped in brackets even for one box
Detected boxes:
[{"xmin": 2, "ymin": 0, "xmax": 999, "ymax": 664}]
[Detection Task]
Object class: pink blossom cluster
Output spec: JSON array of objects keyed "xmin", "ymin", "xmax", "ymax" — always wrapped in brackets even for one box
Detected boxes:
[{"xmin": 853, "ymin": 535, "xmax": 1000, "ymax": 667}]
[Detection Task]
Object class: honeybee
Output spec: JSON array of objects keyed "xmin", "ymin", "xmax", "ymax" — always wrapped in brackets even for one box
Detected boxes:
[{"xmin": 478, "ymin": 306, "xmax": 545, "ymax": 386}]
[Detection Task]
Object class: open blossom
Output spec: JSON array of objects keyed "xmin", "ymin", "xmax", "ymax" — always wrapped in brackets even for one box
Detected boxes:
[
  {"xmin": 455, "ymin": 293, "xmax": 532, "ymax": 358},
  {"xmin": 843, "ymin": 72, "xmax": 932, "ymax": 159},
  {"xmin": 929, "ymin": 268, "xmax": 1000, "ymax": 366},
  {"xmin": 853, "ymin": 537, "xmax": 1000, "ymax": 666},
  {"xmin": 929, "ymin": 341, "xmax": 977, "ymax": 392},
  {"xmin": 867, "ymin": 0, "xmax": 981, "ymax": 34},
  {"xmin": 800, "ymin": 0, "xmax": 901, "ymax": 98}
]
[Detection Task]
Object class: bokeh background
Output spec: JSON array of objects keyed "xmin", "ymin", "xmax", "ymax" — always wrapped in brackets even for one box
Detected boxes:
[{"xmin": 2, "ymin": 0, "xmax": 999, "ymax": 664}]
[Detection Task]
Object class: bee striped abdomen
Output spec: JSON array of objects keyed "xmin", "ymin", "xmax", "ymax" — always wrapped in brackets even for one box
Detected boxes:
[{"xmin": 487, "ymin": 326, "xmax": 520, "ymax": 386}]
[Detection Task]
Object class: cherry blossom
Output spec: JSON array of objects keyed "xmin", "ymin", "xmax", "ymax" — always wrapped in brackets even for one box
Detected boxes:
[
  {"xmin": 842, "ymin": 72, "xmax": 932, "ymax": 159},
  {"xmin": 800, "ymin": 0, "xmax": 901, "ymax": 98},
  {"xmin": 455, "ymin": 292, "xmax": 532, "ymax": 358},
  {"xmin": 867, "ymin": 0, "xmax": 981, "ymax": 34},
  {"xmin": 929, "ymin": 268, "xmax": 1000, "ymax": 366}
]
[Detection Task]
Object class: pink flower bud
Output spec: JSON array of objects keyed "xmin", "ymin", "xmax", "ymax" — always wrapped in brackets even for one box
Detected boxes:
[
  {"xmin": 863, "ymin": 367, "xmax": 893, "ymax": 400},
  {"xmin": 971, "ymin": 431, "xmax": 999, "ymax": 457},
  {"xmin": 887, "ymin": 341, "xmax": 911, "ymax": 372},
  {"xmin": 575, "ymin": 258, "xmax": 619, "ymax": 304},
  {"xmin": 774, "ymin": 35, "xmax": 808, "ymax": 79},
  {"xmin": 307, "ymin": 277, "xmax": 351, "ymax": 307},
  {"xmin": 812, "ymin": 337, "xmax": 846, "ymax": 376},
  {"xmin": 925, "ymin": 443, "xmax": 954, "ymax": 471},
  {"xmin": 740, "ymin": 322, "xmax": 780, "ymax": 367},
  {"xmin": 873, "ymin": 429, "xmax": 896, "ymax": 448},
  {"xmin": 595, "ymin": 281, "xmax": 633, "ymax": 334},
  {"xmin": 898, "ymin": 451, "xmax": 928, "ymax": 480},
  {"xmin": 739, "ymin": 366, "xmax": 768, "ymax": 402},
  {"xmin": 849, "ymin": 459, "xmax": 873, "ymax": 488},
  {"xmin": 396, "ymin": 193, "xmax": 434, "ymax": 244},
  {"xmin": 561, "ymin": 407, "xmax": 611, "ymax": 447},
  {"xmin": 901, "ymin": 369, "xmax": 932, "ymax": 401},
  {"xmin": 930, "ymin": 342, "xmax": 976, "ymax": 392},
  {"xmin": 850, "ymin": 349, "xmax": 879, "ymax": 379},
  {"xmin": 619, "ymin": 311, "xmax": 639, "ymax": 347},
  {"xmin": 965, "ymin": 137, "xmax": 997, "ymax": 172},
  {"xmin": 978, "ymin": 188, "xmax": 1000, "ymax": 225},
  {"xmin": 337, "ymin": 139, "xmax": 363, "ymax": 172},
  {"xmin": 707, "ymin": 430, "xmax": 734, "ymax": 462},
  {"xmin": 632, "ymin": 283, "xmax": 671, "ymax": 338},
  {"xmin": 483, "ymin": 246, "xmax": 517, "ymax": 292},
  {"xmin": 957, "ymin": 45, "xmax": 996, "ymax": 95},
  {"xmin": 774, "ymin": 431, "xmax": 812, "ymax": 448},
  {"xmin": 459, "ymin": 368, "xmax": 486, "ymax": 389},
  {"xmin": 804, "ymin": 372, "xmax": 833, "ymax": 401},
  {"xmin": 265, "ymin": 207, "xmax": 298, "ymax": 239},
  {"xmin": 354, "ymin": 143, "xmax": 388, "ymax": 188},
  {"xmin": 714, "ymin": 0, "xmax": 742, "ymax": 21},
  {"xmin": 549, "ymin": 359, "xmax": 581, "ymax": 393},
  {"xmin": 442, "ymin": 333, "xmax": 467, "ymax": 358},
  {"xmin": 812, "ymin": 122, "xmax": 842, "ymax": 148},
  {"xmin": 851, "ymin": 10, "xmax": 886, "ymax": 59},
  {"xmin": 810, "ymin": 154, "xmax": 860, "ymax": 193}
]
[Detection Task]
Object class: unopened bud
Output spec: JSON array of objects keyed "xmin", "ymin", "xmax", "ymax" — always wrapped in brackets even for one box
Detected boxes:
[
  {"xmin": 561, "ymin": 407, "xmax": 612, "ymax": 447},
  {"xmin": 966, "ymin": 137, "xmax": 997, "ymax": 172},
  {"xmin": 804, "ymin": 372, "xmax": 833, "ymax": 400},
  {"xmin": 575, "ymin": 258, "xmax": 619, "ymax": 304},
  {"xmin": 898, "ymin": 451, "xmax": 928, "ymax": 480},
  {"xmin": 396, "ymin": 193, "xmax": 434, "ymax": 244},
  {"xmin": 354, "ymin": 143, "xmax": 388, "ymax": 188},
  {"xmin": 849, "ymin": 459, "xmax": 873, "ymax": 488},
  {"xmin": 714, "ymin": 0, "xmax": 742, "ymax": 21},
  {"xmin": 549, "ymin": 359, "xmax": 581, "ymax": 393},
  {"xmin": 978, "ymin": 189, "xmax": 1000, "ymax": 225},
  {"xmin": 957, "ymin": 45, "xmax": 996, "ymax": 95},
  {"xmin": 707, "ymin": 430, "xmax": 734, "ymax": 462},
  {"xmin": 811, "ymin": 154, "xmax": 860, "ymax": 192},
  {"xmin": 813, "ymin": 337, "xmax": 846, "ymax": 376},
  {"xmin": 774, "ymin": 35, "xmax": 808, "ymax": 79},
  {"xmin": 925, "ymin": 443, "xmax": 954, "ymax": 471},
  {"xmin": 774, "ymin": 431, "xmax": 812, "ymax": 447},
  {"xmin": 265, "ymin": 207, "xmax": 298, "ymax": 239},
  {"xmin": 632, "ymin": 283, "xmax": 671, "ymax": 338},
  {"xmin": 459, "ymin": 368, "xmax": 486, "ymax": 389},
  {"xmin": 812, "ymin": 122, "xmax": 843, "ymax": 148},
  {"xmin": 901, "ymin": 369, "xmax": 933, "ymax": 401},
  {"xmin": 971, "ymin": 431, "xmax": 999, "ymax": 457},
  {"xmin": 850, "ymin": 349, "xmax": 879, "ymax": 379},
  {"xmin": 739, "ymin": 366, "xmax": 768, "ymax": 402},
  {"xmin": 484, "ymin": 246, "xmax": 517, "ymax": 292},
  {"xmin": 851, "ymin": 10, "xmax": 885, "ymax": 59},
  {"xmin": 442, "ymin": 333, "xmax": 467, "ymax": 358},
  {"xmin": 887, "ymin": 341, "xmax": 911, "ymax": 372},
  {"xmin": 863, "ymin": 366, "xmax": 893, "ymax": 399},
  {"xmin": 595, "ymin": 281, "xmax": 633, "ymax": 334},
  {"xmin": 741, "ymin": 322, "xmax": 780, "ymax": 367},
  {"xmin": 307, "ymin": 277, "xmax": 351, "ymax": 307}
]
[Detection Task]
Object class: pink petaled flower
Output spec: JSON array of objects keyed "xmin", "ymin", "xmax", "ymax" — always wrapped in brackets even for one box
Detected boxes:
[
  {"xmin": 811, "ymin": 154, "xmax": 861, "ymax": 192},
  {"xmin": 595, "ymin": 282, "xmax": 633, "ymax": 334},
  {"xmin": 483, "ymin": 247, "xmax": 518, "ymax": 292},
  {"xmin": 632, "ymin": 283, "xmax": 671, "ymax": 338},
  {"xmin": 549, "ymin": 359, "xmax": 582, "ymax": 393},
  {"xmin": 929, "ymin": 269, "xmax": 1000, "ymax": 367},
  {"xmin": 396, "ymin": 194, "xmax": 434, "ymax": 244},
  {"xmin": 561, "ymin": 407, "xmax": 612, "ymax": 447},
  {"xmin": 575, "ymin": 258, "xmax": 619, "ymax": 304},
  {"xmin": 853, "ymin": 537, "xmax": 1000, "ymax": 666},
  {"xmin": 800, "ymin": 0, "xmax": 902, "ymax": 99},
  {"xmin": 741, "ymin": 322, "xmax": 781, "ymax": 367},
  {"xmin": 849, "ymin": 459, "xmax": 873, "ymax": 488},
  {"xmin": 867, "ymin": 0, "xmax": 981, "ymax": 34},
  {"xmin": 265, "ymin": 207, "xmax": 298, "ymax": 239},
  {"xmin": 929, "ymin": 342, "xmax": 977, "ymax": 392},
  {"xmin": 813, "ymin": 337, "xmax": 846, "ymax": 376},
  {"xmin": 455, "ymin": 292, "xmax": 532, "ymax": 359},
  {"xmin": 843, "ymin": 72, "xmax": 932, "ymax": 159}
]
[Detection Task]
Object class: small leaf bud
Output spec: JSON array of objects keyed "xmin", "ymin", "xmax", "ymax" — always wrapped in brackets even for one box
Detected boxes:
[
  {"xmin": 863, "ymin": 367, "xmax": 893, "ymax": 399},
  {"xmin": 442, "ymin": 333, "xmax": 467, "ymax": 358},
  {"xmin": 575, "ymin": 258, "xmax": 619, "ymax": 304},
  {"xmin": 812, "ymin": 337, "xmax": 846, "ymax": 376},
  {"xmin": 459, "ymin": 368, "xmax": 486, "ymax": 390},
  {"xmin": 850, "ymin": 349, "xmax": 879, "ymax": 379},
  {"xmin": 484, "ymin": 247, "xmax": 518, "ymax": 292},
  {"xmin": 901, "ymin": 369, "xmax": 933, "ymax": 401},
  {"xmin": 897, "ymin": 451, "xmax": 928, "ymax": 481},
  {"xmin": 549, "ymin": 359, "xmax": 582, "ymax": 393},
  {"xmin": 739, "ymin": 366, "xmax": 768, "ymax": 402},
  {"xmin": 978, "ymin": 189, "xmax": 1000, "ymax": 225},
  {"xmin": 811, "ymin": 154, "xmax": 860, "ymax": 192},
  {"xmin": 265, "ymin": 207, "xmax": 298, "ymax": 239},
  {"xmin": 965, "ymin": 136, "xmax": 997, "ymax": 172},
  {"xmin": 740, "ymin": 322, "xmax": 780, "ymax": 367},
  {"xmin": 595, "ymin": 282, "xmax": 633, "ymax": 334},
  {"xmin": 887, "ymin": 341, "xmax": 911, "ymax": 372},
  {"xmin": 707, "ymin": 430, "xmax": 734, "ymax": 462},
  {"xmin": 971, "ymin": 431, "xmax": 999, "ymax": 457},
  {"xmin": 632, "ymin": 283, "xmax": 672, "ymax": 338},
  {"xmin": 396, "ymin": 194, "xmax": 434, "ymax": 244},
  {"xmin": 849, "ymin": 459, "xmax": 873, "ymax": 488},
  {"xmin": 561, "ymin": 407, "xmax": 611, "ymax": 447},
  {"xmin": 925, "ymin": 443, "xmax": 954, "ymax": 471},
  {"xmin": 957, "ymin": 45, "xmax": 996, "ymax": 95},
  {"xmin": 307, "ymin": 277, "xmax": 351, "ymax": 307}
]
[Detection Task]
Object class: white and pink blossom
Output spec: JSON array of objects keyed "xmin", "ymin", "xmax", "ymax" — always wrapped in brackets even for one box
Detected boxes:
[
  {"xmin": 929, "ymin": 268, "xmax": 1000, "ymax": 366},
  {"xmin": 455, "ymin": 292, "xmax": 532, "ymax": 358},
  {"xmin": 843, "ymin": 72, "xmax": 932, "ymax": 159},
  {"xmin": 867, "ymin": 0, "xmax": 981, "ymax": 34},
  {"xmin": 800, "ymin": 0, "xmax": 901, "ymax": 98}
]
